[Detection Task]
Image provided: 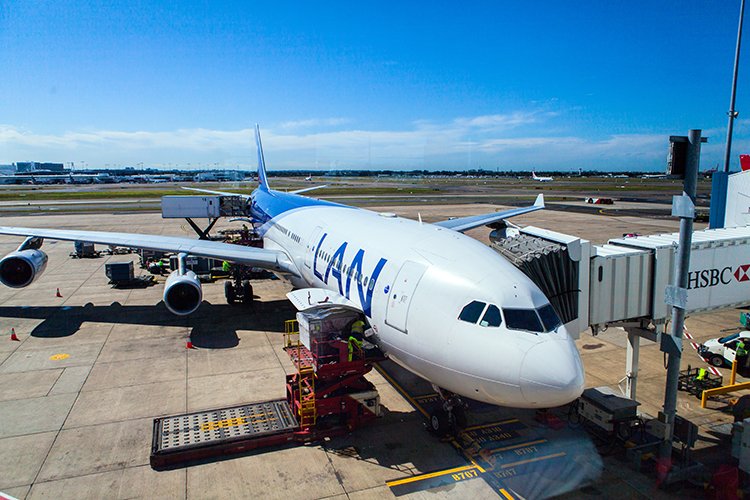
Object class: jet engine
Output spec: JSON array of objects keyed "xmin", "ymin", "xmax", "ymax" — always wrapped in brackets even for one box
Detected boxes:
[
  {"xmin": 163, "ymin": 270, "xmax": 203, "ymax": 316},
  {"xmin": 0, "ymin": 249, "xmax": 48, "ymax": 288}
]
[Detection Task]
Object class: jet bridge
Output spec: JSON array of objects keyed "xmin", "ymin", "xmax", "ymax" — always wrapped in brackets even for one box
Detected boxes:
[{"xmin": 491, "ymin": 225, "xmax": 750, "ymax": 400}]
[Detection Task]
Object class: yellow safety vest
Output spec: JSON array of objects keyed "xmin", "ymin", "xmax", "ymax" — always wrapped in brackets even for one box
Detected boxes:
[
  {"xmin": 737, "ymin": 341, "xmax": 748, "ymax": 357},
  {"xmin": 696, "ymin": 368, "xmax": 707, "ymax": 381},
  {"xmin": 348, "ymin": 336, "xmax": 363, "ymax": 362}
]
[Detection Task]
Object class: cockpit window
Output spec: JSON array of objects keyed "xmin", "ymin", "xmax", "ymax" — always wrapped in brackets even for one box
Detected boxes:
[
  {"xmin": 503, "ymin": 308, "xmax": 543, "ymax": 333},
  {"xmin": 480, "ymin": 305, "xmax": 502, "ymax": 327},
  {"xmin": 538, "ymin": 304, "xmax": 562, "ymax": 332},
  {"xmin": 459, "ymin": 301, "xmax": 486, "ymax": 324}
]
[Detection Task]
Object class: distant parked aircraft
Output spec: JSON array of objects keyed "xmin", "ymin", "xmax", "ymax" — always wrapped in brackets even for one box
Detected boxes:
[{"xmin": 531, "ymin": 171, "xmax": 553, "ymax": 182}]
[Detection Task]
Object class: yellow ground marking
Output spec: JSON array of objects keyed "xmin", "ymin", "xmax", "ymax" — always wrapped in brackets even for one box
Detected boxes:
[
  {"xmin": 49, "ymin": 353, "xmax": 70, "ymax": 361},
  {"xmin": 373, "ymin": 364, "xmax": 428, "ymax": 417},
  {"xmin": 489, "ymin": 439, "xmax": 547, "ymax": 454},
  {"xmin": 462, "ymin": 418, "xmax": 520, "ymax": 432},
  {"xmin": 413, "ymin": 393, "xmax": 438, "ymax": 401},
  {"xmin": 499, "ymin": 488, "xmax": 515, "ymax": 499},
  {"xmin": 501, "ymin": 452, "xmax": 566, "ymax": 469},
  {"xmin": 469, "ymin": 458, "xmax": 486, "ymax": 474},
  {"xmin": 386, "ymin": 465, "xmax": 479, "ymax": 487}
]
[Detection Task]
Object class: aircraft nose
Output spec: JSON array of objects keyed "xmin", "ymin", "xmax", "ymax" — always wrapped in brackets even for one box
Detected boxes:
[{"xmin": 519, "ymin": 338, "xmax": 585, "ymax": 407}]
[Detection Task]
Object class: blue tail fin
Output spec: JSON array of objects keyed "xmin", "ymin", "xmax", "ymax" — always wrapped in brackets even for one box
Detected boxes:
[{"xmin": 255, "ymin": 124, "xmax": 270, "ymax": 191}]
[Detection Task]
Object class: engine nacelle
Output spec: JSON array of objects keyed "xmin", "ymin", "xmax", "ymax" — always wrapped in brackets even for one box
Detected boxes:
[
  {"xmin": 0, "ymin": 249, "xmax": 48, "ymax": 288},
  {"xmin": 163, "ymin": 270, "xmax": 203, "ymax": 316}
]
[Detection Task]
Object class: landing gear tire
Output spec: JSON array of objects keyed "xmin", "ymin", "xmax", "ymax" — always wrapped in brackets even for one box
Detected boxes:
[
  {"xmin": 224, "ymin": 281, "xmax": 236, "ymax": 304},
  {"xmin": 452, "ymin": 405, "xmax": 468, "ymax": 429},
  {"xmin": 241, "ymin": 280, "xmax": 253, "ymax": 305},
  {"xmin": 709, "ymin": 355, "xmax": 725, "ymax": 367},
  {"xmin": 429, "ymin": 408, "xmax": 451, "ymax": 436}
]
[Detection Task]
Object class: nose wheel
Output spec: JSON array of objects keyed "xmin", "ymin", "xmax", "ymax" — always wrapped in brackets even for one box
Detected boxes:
[{"xmin": 428, "ymin": 386, "xmax": 468, "ymax": 436}]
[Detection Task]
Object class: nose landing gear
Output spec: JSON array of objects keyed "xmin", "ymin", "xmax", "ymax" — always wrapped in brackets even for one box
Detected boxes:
[{"xmin": 428, "ymin": 386, "xmax": 468, "ymax": 436}]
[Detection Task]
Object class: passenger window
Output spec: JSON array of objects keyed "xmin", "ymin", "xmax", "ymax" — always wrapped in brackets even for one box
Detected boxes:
[
  {"xmin": 503, "ymin": 308, "xmax": 543, "ymax": 333},
  {"xmin": 480, "ymin": 305, "xmax": 502, "ymax": 327},
  {"xmin": 459, "ymin": 301, "xmax": 486, "ymax": 324},
  {"xmin": 538, "ymin": 304, "xmax": 562, "ymax": 332}
]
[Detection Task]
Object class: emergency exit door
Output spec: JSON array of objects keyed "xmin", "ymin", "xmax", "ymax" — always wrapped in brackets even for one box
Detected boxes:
[{"xmin": 385, "ymin": 261, "xmax": 427, "ymax": 333}]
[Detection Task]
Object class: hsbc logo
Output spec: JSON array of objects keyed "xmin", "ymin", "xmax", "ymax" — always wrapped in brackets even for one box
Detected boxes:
[
  {"xmin": 688, "ymin": 264, "xmax": 750, "ymax": 289},
  {"xmin": 736, "ymin": 264, "xmax": 750, "ymax": 282}
]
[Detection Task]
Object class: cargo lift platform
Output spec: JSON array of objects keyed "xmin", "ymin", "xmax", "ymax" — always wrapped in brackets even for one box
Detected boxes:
[
  {"xmin": 151, "ymin": 400, "xmax": 298, "ymax": 468},
  {"xmin": 150, "ymin": 309, "xmax": 384, "ymax": 469}
]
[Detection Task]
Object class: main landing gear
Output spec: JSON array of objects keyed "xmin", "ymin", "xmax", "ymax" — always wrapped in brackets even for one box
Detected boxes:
[
  {"xmin": 225, "ymin": 277, "xmax": 253, "ymax": 305},
  {"xmin": 428, "ymin": 386, "xmax": 468, "ymax": 436}
]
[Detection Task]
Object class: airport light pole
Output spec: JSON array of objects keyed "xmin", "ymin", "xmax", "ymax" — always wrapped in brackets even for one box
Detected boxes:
[
  {"xmin": 723, "ymin": 0, "xmax": 745, "ymax": 173},
  {"xmin": 658, "ymin": 129, "xmax": 702, "ymax": 481}
]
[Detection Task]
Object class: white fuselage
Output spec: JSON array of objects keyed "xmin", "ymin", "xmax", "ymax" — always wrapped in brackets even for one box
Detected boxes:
[{"xmin": 262, "ymin": 206, "xmax": 585, "ymax": 409}]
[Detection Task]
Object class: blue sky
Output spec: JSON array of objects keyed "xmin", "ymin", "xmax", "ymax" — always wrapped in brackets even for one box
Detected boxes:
[{"xmin": 1, "ymin": 1, "xmax": 749, "ymax": 171}]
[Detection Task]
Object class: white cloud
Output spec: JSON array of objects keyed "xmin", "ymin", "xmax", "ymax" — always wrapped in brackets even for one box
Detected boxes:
[
  {"xmin": 278, "ymin": 118, "xmax": 352, "ymax": 130},
  {"xmin": 0, "ymin": 113, "xmax": 737, "ymax": 170}
]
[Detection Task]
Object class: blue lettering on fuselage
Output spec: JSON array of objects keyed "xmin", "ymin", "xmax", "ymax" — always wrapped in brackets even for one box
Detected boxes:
[
  {"xmin": 312, "ymin": 232, "xmax": 387, "ymax": 317},
  {"xmin": 327, "ymin": 241, "xmax": 348, "ymax": 294}
]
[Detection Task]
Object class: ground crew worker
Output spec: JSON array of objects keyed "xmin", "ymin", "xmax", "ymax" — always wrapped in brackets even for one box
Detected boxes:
[
  {"xmin": 737, "ymin": 339, "xmax": 749, "ymax": 370},
  {"xmin": 695, "ymin": 368, "xmax": 707, "ymax": 388},
  {"xmin": 222, "ymin": 260, "xmax": 231, "ymax": 273},
  {"xmin": 348, "ymin": 336, "xmax": 363, "ymax": 362},
  {"xmin": 351, "ymin": 319, "xmax": 366, "ymax": 337}
]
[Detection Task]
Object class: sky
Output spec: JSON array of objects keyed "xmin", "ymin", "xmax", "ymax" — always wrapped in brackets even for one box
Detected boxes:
[{"xmin": 1, "ymin": 1, "xmax": 749, "ymax": 172}]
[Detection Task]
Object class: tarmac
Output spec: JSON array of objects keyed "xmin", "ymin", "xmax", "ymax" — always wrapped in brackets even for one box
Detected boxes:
[{"xmin": 0, "ymin": 205, "xmax": 745, "ymax": 499}]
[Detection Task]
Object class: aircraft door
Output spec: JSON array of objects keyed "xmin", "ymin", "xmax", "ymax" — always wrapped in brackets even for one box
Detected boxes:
[
  {"xmin": 305, "ymin": 226, "xmax": 323, "ymax": 270},
  {"xmin": 725, "ymin": 341, "xmax": 737, "ymax": 364},
  {"xmin": 385, "ymin": 261, "xmax": 427, "ymax": 333}
]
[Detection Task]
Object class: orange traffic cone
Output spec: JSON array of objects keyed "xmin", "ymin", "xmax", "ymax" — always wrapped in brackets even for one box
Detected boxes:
[
  {"xmin": 55, "ymin": 288, "xmax": 62, "ymax": 298},
  {"xmin": 10, "ymin": 328, "xmax": 19, "ymax": 341},
  {"xmin": 186, "ymin": 341, "xmax": 194, "ymax": 349}
]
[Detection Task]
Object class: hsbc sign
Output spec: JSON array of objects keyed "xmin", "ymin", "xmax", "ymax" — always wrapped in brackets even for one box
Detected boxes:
[
  {"xmin": 688, "ymin": 264, "xmax": 750, "ymax": 289},
  {"xmin": 735, "ymin": 264, "xmax": 750, "ymax": 283}
]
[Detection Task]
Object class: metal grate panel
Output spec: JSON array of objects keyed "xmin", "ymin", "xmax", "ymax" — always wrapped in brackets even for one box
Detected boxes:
[{"xmin": 155, "ymin": 400, "xmax": 297, "ymax": 453}]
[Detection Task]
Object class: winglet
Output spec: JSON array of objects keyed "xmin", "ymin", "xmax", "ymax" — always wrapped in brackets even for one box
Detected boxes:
[
  {"xmin": 255, "ymin": 124, "xmax": 270, "ymax": 191},
  {"xmin": 534, "ymin": 193, "xmax": 544, "ymax": 208}
]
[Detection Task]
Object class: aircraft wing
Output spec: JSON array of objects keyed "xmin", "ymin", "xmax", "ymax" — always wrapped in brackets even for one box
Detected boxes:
[
  {"xmin": 0, "ymin": 227, "xmax": 298, "ymax": 275},
  {"xmin": 182, "ymin": 187, "xmax": 251, "ymax": 198},
  {"xmin": 182, "ymin": 185, "xmax": 327, "ymax": 196},
  {"xmin": 289, "ymin": 185, "xmax": 327, "ymax": 195},
  {"xmin": 434, "ymin": 194, "xmax": 544, "ymax": 233}
]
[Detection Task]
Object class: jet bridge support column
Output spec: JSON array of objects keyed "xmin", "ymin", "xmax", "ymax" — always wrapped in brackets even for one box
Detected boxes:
[
  {"xmin": 620, "ymin": 322, "xmax": 662, "ymax": 401},
  {"xmin": 625, "ymin": 329, "xmax": 640, "ymax": 401}
]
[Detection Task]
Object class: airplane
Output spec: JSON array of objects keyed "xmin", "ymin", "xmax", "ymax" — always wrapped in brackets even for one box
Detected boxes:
[
  {"xmin": 531, "ymin": 171, "xmax": 553, "ymax": 182},
  {"xmin": 305, "ymin": 174, "xmax": 313, "ymax": 182},
  {"xmin": 0, "ymin": 126, "xmax": 584, "ymax": 434}
]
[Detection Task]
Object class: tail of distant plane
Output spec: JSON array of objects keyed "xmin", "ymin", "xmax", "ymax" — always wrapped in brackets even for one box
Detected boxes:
[{"xmin": 255, "ymin": 125, "xmax": 270, "ymax": 191}]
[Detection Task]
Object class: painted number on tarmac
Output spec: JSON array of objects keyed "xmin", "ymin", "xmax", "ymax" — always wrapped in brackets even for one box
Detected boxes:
[{"xmin": 451, "ymin": 469, "xmax": 479, "ymax": 482}]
